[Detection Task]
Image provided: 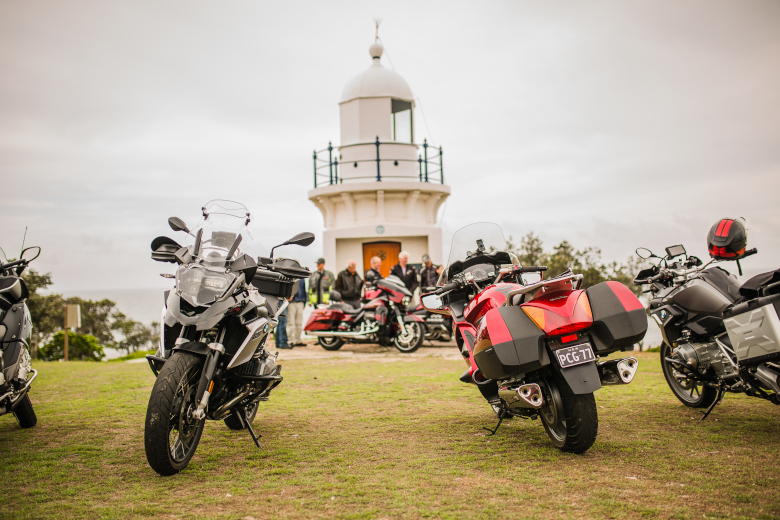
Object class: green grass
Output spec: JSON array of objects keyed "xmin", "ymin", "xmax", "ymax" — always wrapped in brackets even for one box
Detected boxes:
[
  {"xmin": 107, "ymin": 349, "xmax": 156, "ymax": 362},
  {"xmin": 1, "ymin": 352, "xmax": 779, "ymax": 519}
]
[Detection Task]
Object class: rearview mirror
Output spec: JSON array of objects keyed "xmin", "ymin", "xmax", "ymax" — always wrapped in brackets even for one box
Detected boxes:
[
  {"xmin": 168, "ymin": 217, "xmax": 190, "ymax": 233},
  {"xmin": 635, "ymin": 247, "xmax": 657, "ymax": 259},
  {"xmin": 20, "ymin": 246, "xmax": 41, "ymax": 262},
  {"xmin": 270, "ymin": 232, "xmax": 315, "ymax": 258},
  {"xmin": 421, "ymin": 293, "xmax": 444, "ymax": 312},
  {"xmin": 283, "ymin": 232, "xmax": 315, "ymax": 247}
]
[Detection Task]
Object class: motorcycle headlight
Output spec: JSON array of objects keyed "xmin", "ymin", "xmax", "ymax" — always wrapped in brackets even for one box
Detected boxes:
[
  {"xmin": 176, "ymin": 265, "xmax": 235, "ymax": 306},
  {"xmin": 402, "ymin": 296, "xmax": 411, "ymax": 306}
]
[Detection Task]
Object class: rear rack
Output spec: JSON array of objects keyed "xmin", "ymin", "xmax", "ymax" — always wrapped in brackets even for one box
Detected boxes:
[{"xmin": 504, "ymin": 273, "xmax": 583, "ymax": 306}]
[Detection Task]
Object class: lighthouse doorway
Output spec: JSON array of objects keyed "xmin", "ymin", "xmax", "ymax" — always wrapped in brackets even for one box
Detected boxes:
[{"xmin": 362, "ymin": 241, "xmax": 401, "ymax": 279}]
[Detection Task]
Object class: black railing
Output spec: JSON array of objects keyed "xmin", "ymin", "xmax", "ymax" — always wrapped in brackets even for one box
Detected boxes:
[{"xmin": 312, "ymin": 137, "xmax": 443, "ymax": 187}]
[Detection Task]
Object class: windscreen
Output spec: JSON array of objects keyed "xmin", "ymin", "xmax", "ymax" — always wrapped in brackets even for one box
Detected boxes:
[
  {"xmin": 186, "ymin": 200, "xmax": 256, "ymax": 267},
  {"xmin": 446, "ymin": 223, "xmax": 508, "ymax": 267}
]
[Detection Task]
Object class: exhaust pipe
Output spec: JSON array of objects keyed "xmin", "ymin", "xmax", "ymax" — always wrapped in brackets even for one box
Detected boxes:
[
  {"xmin": 307, "ymin": 324, "xmax": 379, "ymax": 340},
  {"xmin": 498, "ymin": 383, "xmax": 544, "ymax": 409},
  {"xmin": 598, "ymin": 357, "xmax": 638, "ymax": 385},
  {"xmin": 754, "ymin": 365, "xmax": 780, "ymax": 395}
]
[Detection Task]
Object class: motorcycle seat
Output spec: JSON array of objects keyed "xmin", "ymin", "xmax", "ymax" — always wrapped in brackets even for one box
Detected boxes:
[{"xmin": 330, "ymin": 302, "xmax": 363, "ymax": 314}]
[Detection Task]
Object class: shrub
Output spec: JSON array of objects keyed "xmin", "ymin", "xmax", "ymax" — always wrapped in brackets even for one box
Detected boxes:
[{"xmin": 39, "ymin": 331, "xmax": 105, "ymax": 361}]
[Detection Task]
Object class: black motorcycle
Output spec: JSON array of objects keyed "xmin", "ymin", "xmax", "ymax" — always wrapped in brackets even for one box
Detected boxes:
[
  {"xmin": 634, "ymin": 244, "xmax": 780, "ymax": 419},
  {"xmin": 144, "ymin": 201, "xmax": 314, "ymax": 475},
  {"xmin": 0, "ymin": 245, "xmax": 41, "ymax": 428}
]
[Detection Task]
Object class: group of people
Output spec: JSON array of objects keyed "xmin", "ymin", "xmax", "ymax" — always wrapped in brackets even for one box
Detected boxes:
[{"xmin": 274, "ymin": 252, "xmax": 442, "ymax": 348}]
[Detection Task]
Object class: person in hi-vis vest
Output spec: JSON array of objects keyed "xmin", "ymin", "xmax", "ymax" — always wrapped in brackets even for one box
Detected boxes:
[{"xmin": 309, "ymin": 257, "xmax": 335, "ymax": 306}]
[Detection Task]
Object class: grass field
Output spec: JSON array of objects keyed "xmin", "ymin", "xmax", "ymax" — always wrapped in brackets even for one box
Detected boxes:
[{"xmin": 1, "ymin": 348, "xmax": 779, "ymax": 519}]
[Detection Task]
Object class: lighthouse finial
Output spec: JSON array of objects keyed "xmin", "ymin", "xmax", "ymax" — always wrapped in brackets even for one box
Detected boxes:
[{"xmin": 374, "ymin": 18, "xmax": 382, "ymax": 41}]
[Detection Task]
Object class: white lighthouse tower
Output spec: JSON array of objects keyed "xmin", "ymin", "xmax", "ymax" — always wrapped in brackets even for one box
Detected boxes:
[{"xmin": 308, "ymin": 32, "xmax": 451, "ymax": 281}]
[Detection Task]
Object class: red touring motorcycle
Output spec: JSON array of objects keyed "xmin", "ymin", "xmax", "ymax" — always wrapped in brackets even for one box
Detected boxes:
[
  {"xmin": 304, "ymin": 275, "xmax": 426, "ymax": 353},
  {"xmin": 422, "ymin": 223, "xmax": 647, "ymax": 453}
]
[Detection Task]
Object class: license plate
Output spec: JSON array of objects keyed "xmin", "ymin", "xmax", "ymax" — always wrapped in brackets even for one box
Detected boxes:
[{"xmin": 555, "ymin": 343, "xmax": 595, "ymax": 368}]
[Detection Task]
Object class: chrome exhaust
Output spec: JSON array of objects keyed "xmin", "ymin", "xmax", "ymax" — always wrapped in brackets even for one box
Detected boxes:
[
  {"xmin": 307, "ymin": 324, "xmax": 379, "ymax": 340},
  {"xmin": 598, "ymin": 357, "xmax": 639, "ymax": 385},
  {"xmin": 498, "ymin": 383, "xmax": 544, "ymax": 409}
]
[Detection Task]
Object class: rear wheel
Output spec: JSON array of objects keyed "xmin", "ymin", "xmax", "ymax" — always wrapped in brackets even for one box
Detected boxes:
[
  {"xmin": 144, "ymin": 352, "xmax": 205, "ymax": 476},
  {"xmin": 539, "ymin": 376, "xmax": 598, "ymax": 454},
  {"xmin": 13, "ymin": 394, "xmax": 37, "ymax": 429},
  {"xmin": 318, "ymin": 337, "xmax": 344, "ymax": 351},
  {"xmin": 660, "ymin": 344, "xmax": 719, "ymax": 408},
  {"xmin": 394, "ymin": 321, "xmax": 424, "ymax": 353},
  {"xmin": 224, "ymin": 402, "xmax": 259, "ymax": 430}
]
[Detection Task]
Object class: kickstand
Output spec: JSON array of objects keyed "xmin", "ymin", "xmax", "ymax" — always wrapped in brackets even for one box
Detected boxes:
[
  {"xmin": 483, "ymin": 415, "xmax": 504, "ymax": 436},
  {"xmin": 700, "ymin": 384, "xmax": 725, "ymax": 422},
  {"xmin": 237, "ymin": 406, "xmax": 263, "ymax": 449}
]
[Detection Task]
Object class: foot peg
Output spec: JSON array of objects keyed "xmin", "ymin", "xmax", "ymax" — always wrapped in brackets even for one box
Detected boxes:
[{"xmin": 459, "ymin": 369, "xmax": 472, "ymax": 384}]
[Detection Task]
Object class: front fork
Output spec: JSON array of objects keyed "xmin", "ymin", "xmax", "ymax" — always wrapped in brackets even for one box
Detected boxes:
[{"xmin": 192, "ymin": 342, "xmax": 224, "ymax": 420}]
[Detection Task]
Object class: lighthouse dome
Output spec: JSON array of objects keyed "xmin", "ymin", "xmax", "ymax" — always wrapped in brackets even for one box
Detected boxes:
[{"xmin": 339, "ymin": 42, "xmax": 414, "ymax": 103}]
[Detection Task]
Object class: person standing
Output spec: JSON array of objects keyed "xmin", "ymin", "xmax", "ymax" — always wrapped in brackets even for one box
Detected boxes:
[
  {"xmin": 365, "ymin": 256, "xmax": 383, "ymax": 286},
  {"xmin": 419, "ymin": 254, "xmax": 442, "ymax": 291},
  {"xmin": 309, "ymin": 257, "xmax": 335, "ymax": 306},
  {"xmin": 287, "ymin": 277, "xmax": 307, "ymax": 347},
  {"xmin": 335, "ymin": 260, "xmax": 364, "ymax": 308},
  {"xmin": 390, "ymin": 251, "xmax": 418, "ymax": 293},
  {"xmin": 275, "ymin": 304, "xmax": 290, "ymax": 349}
]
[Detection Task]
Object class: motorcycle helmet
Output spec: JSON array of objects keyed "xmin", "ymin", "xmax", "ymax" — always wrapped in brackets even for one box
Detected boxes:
[{"xmin": 707, "ymin": 217, "xmax": 747, "ymax": 259}]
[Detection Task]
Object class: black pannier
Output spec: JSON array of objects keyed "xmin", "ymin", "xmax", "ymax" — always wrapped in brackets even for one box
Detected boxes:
[
  {"xmin": 586, "ymin": 281, "xmax": 647, "ymax": 353},
  {"xmin": 252, "ymin": 269, "xmax": 298, "ymax": 299},
  {"xmin": 473, "ymin": 306, "xmax": 549, "ymax": 381}
]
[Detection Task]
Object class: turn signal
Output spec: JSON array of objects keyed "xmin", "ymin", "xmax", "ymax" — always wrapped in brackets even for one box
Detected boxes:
[{"xmin": 521, "ymin": 292, "xmax": 593, "ymax": 337}]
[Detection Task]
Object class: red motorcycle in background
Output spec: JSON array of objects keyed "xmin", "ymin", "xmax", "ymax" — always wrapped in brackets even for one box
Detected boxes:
[
  {"xmin": 422, "ymin": 223, "xmax": 646, "ymax": 453},
  {"xmin": 304, "ymin": 275, "xmax": 426, "ymax": 353}
]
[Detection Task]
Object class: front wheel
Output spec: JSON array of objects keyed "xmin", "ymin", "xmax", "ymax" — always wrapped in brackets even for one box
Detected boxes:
[
  {"xmin": 394, "ymin": 321, "xmax": 424, "ymax": 353},
  {"xmin": 660, "ymin": 344, "xmax": 719, "ymax": 408},
  {"xmin": 318, "ymin": 337, "xmax": 344, "ymax": 351},
  {"xmin": 13, "ymin": 394, "xmax": 37, "ymax": 428},
  {"xmin": 144, "ymin": 351, "xmax": 205, "ymax": 476},
  {"xmin": 539, "ymin": 376, "xmax": 598, "ymax": 454}
]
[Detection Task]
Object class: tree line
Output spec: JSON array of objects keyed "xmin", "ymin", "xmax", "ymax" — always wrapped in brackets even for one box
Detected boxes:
[
  {"xmin": 24, "ymin": 270, "xmax": 157, "ymax": 361},
  {"xmin": 506, "ymin": 231, "xmax": 647, "ymax": 296}
]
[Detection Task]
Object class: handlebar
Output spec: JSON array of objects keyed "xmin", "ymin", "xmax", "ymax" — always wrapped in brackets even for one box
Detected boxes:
[
  {"xmin": 435, "ymin": 281, "xmax": 460, "ymax": 294},
  {"xmin": 743, "ymin": 248, "xmax": 758, "ymax": 258},
  {"xmin": 516, "ymin": 265, "xmax": 547, "ymax": 273},
  {"xmin": 1, "ymin": 259, "xmax": 26, "ymax": 270}
]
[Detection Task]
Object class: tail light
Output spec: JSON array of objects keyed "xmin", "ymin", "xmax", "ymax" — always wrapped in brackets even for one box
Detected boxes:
[{"xmin": 522, "ymin": 292, "xmax": 593, "ymax": 337}]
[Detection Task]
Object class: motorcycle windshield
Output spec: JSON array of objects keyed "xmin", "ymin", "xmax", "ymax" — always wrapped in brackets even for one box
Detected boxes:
[
  {"xmin": 446, "ymin": 222, "xmax": 508, "ymax": 267},
  {"xmin": 186, "ymin": 200, "xmax": 256, "ymax": 267}
]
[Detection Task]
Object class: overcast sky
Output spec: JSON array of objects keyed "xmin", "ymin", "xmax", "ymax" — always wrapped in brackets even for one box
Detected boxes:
[{"xmin": 1, "ymin": 0, "xmax": 778, "ymax": 291}]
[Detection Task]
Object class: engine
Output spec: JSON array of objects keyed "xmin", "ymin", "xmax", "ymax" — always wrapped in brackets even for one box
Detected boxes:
[{"xmin": 674, "ymin": 341, "xmax": 738, "ymax": 379}]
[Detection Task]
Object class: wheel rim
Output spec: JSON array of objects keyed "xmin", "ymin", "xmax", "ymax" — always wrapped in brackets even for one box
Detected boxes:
[
  {"xmin": 395, "ymin": 322, "xmax": 422, "ymax": 351},
  {"xmin": 661, "ymin": 344, "xmax": 705, "ymax": 404},
  {"xmin": 321, "ymin": 337, "xmax": 340, "ymax": 347},
  {"xmin": 539, "ymin": 380, "xmax": 567, "ymax": 443},
  {"xmin": 168, "ymin": 364, "xmax": 203, "ymax": 463}
]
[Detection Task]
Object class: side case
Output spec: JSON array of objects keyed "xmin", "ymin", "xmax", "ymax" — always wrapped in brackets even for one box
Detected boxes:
[
  {"xmin": 724, "ymin": 293, "xmax": 780, "ymax": 366},
  {"xmin": 586, "ymin": 281, "xmax": 647, "ymax": 354},
  {"xmin": 473, "ymin": 307, "xmax": 549, "ymax": 381}
]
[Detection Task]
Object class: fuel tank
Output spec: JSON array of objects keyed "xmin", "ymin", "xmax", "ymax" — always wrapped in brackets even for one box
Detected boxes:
[{"xmin": 671, "ymin": 278, "xmax": 732, "ymax": 316}]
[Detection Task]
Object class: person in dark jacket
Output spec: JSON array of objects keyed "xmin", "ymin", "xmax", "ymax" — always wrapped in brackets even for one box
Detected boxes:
[
  {"xmin": 287, "ymin": 277, "xmax": 307, "ymax": 347},
  {"xmin": 335, "ymin": 260, "xmax": 364, "ymax": 308},
  {"xmin": 390, "ymin": 251, "xmax": 418, "ymax": 293},
  {"xmin": 365, "ymin": 256, "xmax": 383, "ymax": 287},
  {"xmin": 419, "ymin": 254, "xmax": 442, "ymax": 290}
]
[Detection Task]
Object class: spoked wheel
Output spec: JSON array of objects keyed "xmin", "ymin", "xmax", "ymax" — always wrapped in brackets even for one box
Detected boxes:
[
  {"xmin": 318, "ymin": 337, "xmax": 344, "ymax": 351},
  {"xmin": 539, "ymin": 376, "xmax": 598, "ymax": 454},
  {"xmin": 394, "ymin": 321, "xmax": 424, "ymax": 353},
  {"xmin": 224, "ymin": 401, "xmax": 259, "ymax": 430},
  {"xmin": 13, "ymin": 394, "xmax": 37, "ymax": 429},
  {"xmin": 660, "ymin": 344, "xmax": 719, "ymax": 408},
  {"xmin": 144, "ymin": 352, "xmax": 206, "ymax": 476}
]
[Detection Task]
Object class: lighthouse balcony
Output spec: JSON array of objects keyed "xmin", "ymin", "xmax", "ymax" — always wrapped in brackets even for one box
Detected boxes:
[{"xmin": 313, "ymin": 138, "xmax": 443, "ymax": 187}]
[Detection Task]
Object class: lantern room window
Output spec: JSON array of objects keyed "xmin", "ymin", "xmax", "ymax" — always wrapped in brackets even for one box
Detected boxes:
[{"xmin": 391, "ymin": 98, "xmax": 413, "ymax": 143}]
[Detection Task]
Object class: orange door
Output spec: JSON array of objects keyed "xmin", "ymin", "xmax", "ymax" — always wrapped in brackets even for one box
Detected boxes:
[{"xmin": 363, "ymin": 242, "xmax": 401, "ymax": 279}]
